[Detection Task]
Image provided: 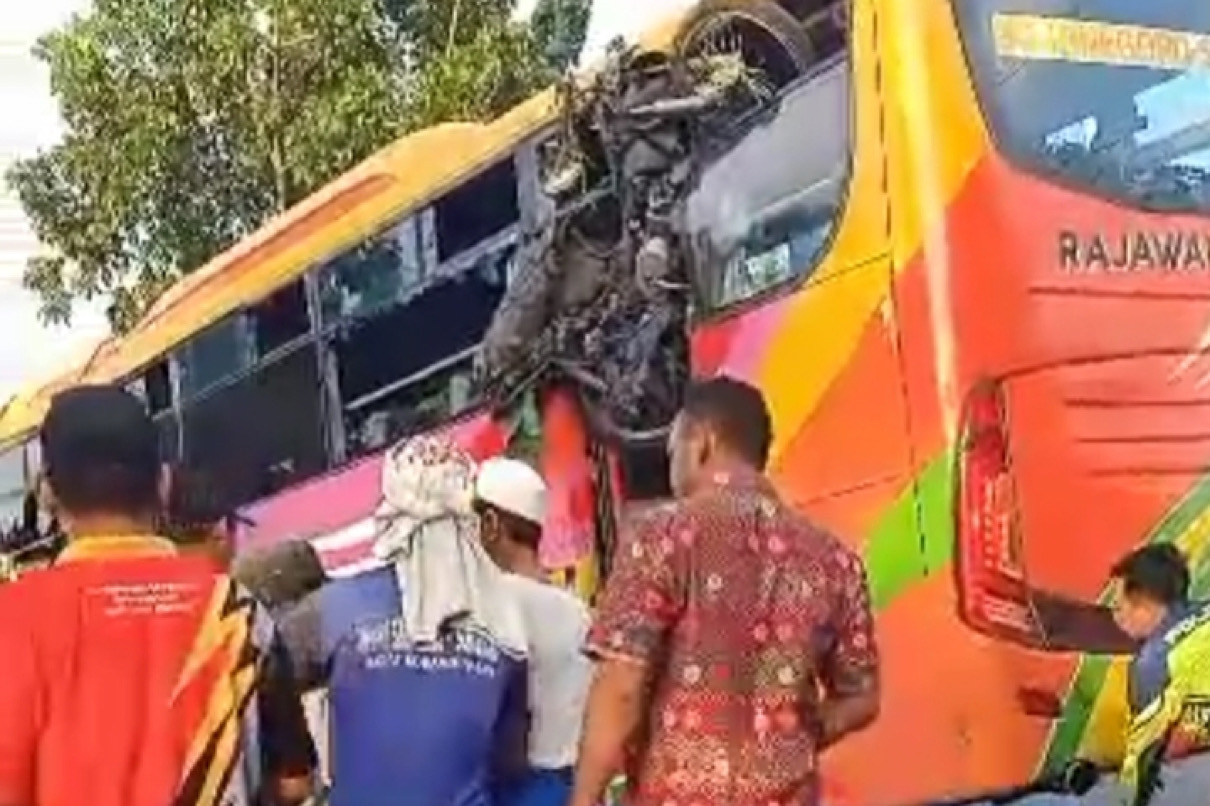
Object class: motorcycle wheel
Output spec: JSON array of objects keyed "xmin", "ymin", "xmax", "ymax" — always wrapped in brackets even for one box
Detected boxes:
[{"xmin": 673, "ymin": 0, "xmax": 818, "ymax": 92}]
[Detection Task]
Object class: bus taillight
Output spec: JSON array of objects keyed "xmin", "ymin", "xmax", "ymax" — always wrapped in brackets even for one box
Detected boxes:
[{"xmin": 954, "ymin": 380, "xmax": 1040, "ymax": 644}]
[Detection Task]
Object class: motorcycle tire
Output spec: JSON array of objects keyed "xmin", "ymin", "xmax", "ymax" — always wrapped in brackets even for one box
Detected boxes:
[{"xmin": 673, "ymin": 0, "xmax": 818, "ymax": 84}]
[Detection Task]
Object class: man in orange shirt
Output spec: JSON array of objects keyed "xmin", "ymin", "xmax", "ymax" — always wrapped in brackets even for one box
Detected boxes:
[{"xmin": 0, "ymin": 385, "xmax": 316, "ymax": 806}]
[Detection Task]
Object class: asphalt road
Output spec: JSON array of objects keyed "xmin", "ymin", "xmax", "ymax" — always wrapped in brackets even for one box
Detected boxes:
[{"xmin": 968, "ymin": 755, "xmax": 1210, "ymax": 806}]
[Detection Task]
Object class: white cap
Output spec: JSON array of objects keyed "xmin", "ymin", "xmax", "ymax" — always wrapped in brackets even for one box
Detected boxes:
[{"xmin": 475, "ymin": 457, "xmax": 548, "ymax": 526}]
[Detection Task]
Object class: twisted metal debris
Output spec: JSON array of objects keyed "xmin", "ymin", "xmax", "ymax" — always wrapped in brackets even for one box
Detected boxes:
[{"xmin": 476, "ymin": 38, "xmax": 768, "ymax": 442}]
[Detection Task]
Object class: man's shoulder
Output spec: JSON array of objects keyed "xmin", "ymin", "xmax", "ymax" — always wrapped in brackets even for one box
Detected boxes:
[
  {"xmin": 322, "ymin": 564, "xmax": 399, "ymax": 612},
  {"xmin": 627, "ymin": 498, "xmax": 685, "ymax": 532},
  {"xmin": 627, "ymin": 488, "xmax": 746, "ymax": 536},
  {"xmin": 0, "ymin": 571, "xmax": 42, "ymax": 617},
  {"xmin": 1133, "ymin": 626, "xmax": 1175, "ymax": 682},
  {"xmin": 0, "ymin": 559, "xmax": 107, "ymax": 609},
  {"xmin": 506, "ymin": 574, "xmax": 588, "ymax": 617}
]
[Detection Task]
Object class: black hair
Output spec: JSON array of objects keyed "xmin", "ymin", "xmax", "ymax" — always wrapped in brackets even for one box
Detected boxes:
[
  {"xmin": 1111, "ymin": 544, "xmax": 1190, "ymax": 606},
  {"xmin": 47, "ymin": 464, "xmax": 160, "ymax": 516},
  {"xmin": 41, "ymin": 385, "xmax": 161, "ymax": 517},
  {"xmin": 473, "ymin": 499, "xmax": 543, "ymax": 551},
  {"xmin": 163, "ymin": 467, "xmax": 229, "ymax": 544},
  {"xmin": 680, "ymin": 377, "xmax": 773, "ymax": 468}
]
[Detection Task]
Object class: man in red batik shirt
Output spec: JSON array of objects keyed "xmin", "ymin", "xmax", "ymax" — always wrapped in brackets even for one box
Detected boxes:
[
  {"xmin": 571, "ymin": 377, "xmax": 881, "ymax": 806},
  {"xmin": 0, "ymin": 385, "xmax": 315, "ymax": 806}
]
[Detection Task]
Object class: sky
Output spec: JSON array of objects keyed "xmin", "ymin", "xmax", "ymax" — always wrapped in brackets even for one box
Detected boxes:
[
  {"xmin": 0, "ymin": 0, "xmax": 110, "ymax": 399},
  {"xmin": 0, "ymin": 0, "xmax": 693, "ymax": 399}
]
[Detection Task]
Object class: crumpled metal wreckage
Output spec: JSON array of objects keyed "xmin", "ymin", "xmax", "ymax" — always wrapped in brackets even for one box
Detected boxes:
[{"xmin": 475, "ymin": 38, "xmax": 772, "ymax": 443}]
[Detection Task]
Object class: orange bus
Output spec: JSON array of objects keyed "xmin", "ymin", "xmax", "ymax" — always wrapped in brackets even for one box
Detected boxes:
[{"xmin": 2, "ymin": 0, "xmax": 1209, "ymax": 802}]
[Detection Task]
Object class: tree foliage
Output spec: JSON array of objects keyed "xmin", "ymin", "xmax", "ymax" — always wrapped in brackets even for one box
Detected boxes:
[{"xmin": 7, "ymin": 0, "xmax": 591, "ymax": 332}]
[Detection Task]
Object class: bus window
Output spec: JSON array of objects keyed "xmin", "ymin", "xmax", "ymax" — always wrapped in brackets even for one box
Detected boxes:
[
  {"xmin": 434, "ymin": 159, "xmax": 520, "ymax": 262},
  {"xmin": 0, "ymin": 445, "xmax": 26, "ymax": 531},
  {"xmin": 252, "ymin": 280, "xmax": 310, "ymax": 357},
  {"xmin": 336, "ymin": 243, "xmax": 512, "ymax": 457},
  {"xmin": 954, "ymin": 0, "xmax": 1210, "ymax": 212},
  {"xmin": 130, "ymin": 358, "xmax": 174, "ymax": 416},
  {"xmin": 316, "ymin": 217, "xmax": 423, "ymax": 323},
  {"xmin": 178, "ymin": 314, "xmax": 253, "ymax": 400},
  {"xmin": 180, "ymin": 343, "xmax": 327, "ymax": 505},
  {"xmin": 349, "ymin": 355, "xmax": 479, "ymax": 455},
  {"xmin": 128, "ymin": 360, "xmax": 180, "ymax": 461},
  {"xmin": 687, "ymin": 57, "xmax": 850, "ymax": 310},
  {"xmin": 716, "ymin": 195, "xmax": 839, "ymax": 306}
]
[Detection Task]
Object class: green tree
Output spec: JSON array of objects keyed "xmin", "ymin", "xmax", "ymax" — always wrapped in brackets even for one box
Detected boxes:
[{"xmin": 8, "ymin": 0, "xmax": 590, "ymax": 332}]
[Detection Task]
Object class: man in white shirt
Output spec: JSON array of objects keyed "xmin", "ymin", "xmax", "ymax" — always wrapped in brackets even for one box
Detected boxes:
[{"xmin": 474, "ymin": 456, "xmax": 592, "ymax": 806}]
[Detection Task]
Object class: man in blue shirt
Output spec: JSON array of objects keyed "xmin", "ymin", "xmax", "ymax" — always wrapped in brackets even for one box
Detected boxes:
[
  {"xmin": 1110, "ymin": 544, "xmax": 1210, "ymax": 806},
  {"xmin": 280, "ymin": 436, "xmax": 530, "ymax": 806}
]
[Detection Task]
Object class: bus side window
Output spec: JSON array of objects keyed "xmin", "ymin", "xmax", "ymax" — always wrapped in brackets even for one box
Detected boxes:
[
  {"xmin": 687, "ymin": 55, "xmax": 851, "ymax": 311},
  {"xmin": 316, "ymin": 158, "xmax": 520, "ymax": 460},
  {"xmin": 253, "ymin": 281, "xmax": 310, "ymax": 358},
  {"xmin": 173, "ymin": 279, "xmax": 328, "ymax": 506},
  {"xmin": 316, "ymin": 217, "xmax": 423, "ymax": 323},
  {"xmin": 128, "ymin": 359, "xmax": 182, "ymax": 463},
  {"xmin": 434, "ymin": 159, "xmax": 519, "ymax": 261},
  {"xmin": 0, "ymin": 444, "xmax": 26, "ymax": 531},
  {"xmin": 179, "ymin": 340, "xmax": 328, "ymax": 505},
  {"xmin": 177, "ymin": 314, "xmax": 253, "ymax": 399}
]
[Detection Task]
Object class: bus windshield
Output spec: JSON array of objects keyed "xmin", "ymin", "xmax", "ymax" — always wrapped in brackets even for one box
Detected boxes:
[{"xmin": 954, "ymin": 0, "xmax": 1210, "ymax": 213}]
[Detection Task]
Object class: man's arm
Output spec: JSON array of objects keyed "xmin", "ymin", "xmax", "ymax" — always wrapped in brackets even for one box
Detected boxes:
[
  {"xmin": 817, "ymin": 550, "xmax": 880, "ymax": 750},
  {"xmin": 275, "ymin": 589, "xmax": 330, "ymax": 692},
  {"xmin": 1031, "ymin": 589, "xmax": 1140, "ymax": 654},
  {"xmin": 0, "ymin": 586, "xmax": 37, "ymax": 806},
  {"xmin": 571, "ymin": 510, "xmax": 687, "ymax": 806},
  {"xmin": 258, "ymin": 635, "xmax": 319, "ymax": 806},
  {"xmin": 573, "ymin": 659, "xmax": 647, "ymax": 806}
]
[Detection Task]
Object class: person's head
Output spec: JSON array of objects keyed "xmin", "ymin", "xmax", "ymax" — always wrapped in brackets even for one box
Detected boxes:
[
  {"xmin": 1110, "ymin": 544, "xmax": 1191, "ymax": 640},
  {"xmin": 472, "ymin": 456, "xmax": 547, "ymax": 570},
  {"xmin": 163, "ymin": 466, "xmax": 246, "ymax": 568},
  {"xmin": 374, "ymin": 433, "xmax": 479, "ymax": 559},
  {"xmin": 231, "ymin": 539, "xmax": 328, "ymax": 610},
  {"xmin": 668, "ymin": 376, "xmax": 773, "ymax": 497},
  {"xmin": 39, "ymin": 385, "xmax": 164, "ymax": 537}
]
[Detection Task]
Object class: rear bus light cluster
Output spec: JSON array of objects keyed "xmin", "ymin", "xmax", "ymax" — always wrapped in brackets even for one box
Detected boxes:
[{"xmin": 954, "ymin": 380, "xmax": 1041, "ymax": 644}]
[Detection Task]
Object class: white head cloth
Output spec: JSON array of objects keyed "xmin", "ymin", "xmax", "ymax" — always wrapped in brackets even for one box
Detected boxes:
[{"xmin": 372, "ymin": 434, "xmax": 526, "ymax": 654}]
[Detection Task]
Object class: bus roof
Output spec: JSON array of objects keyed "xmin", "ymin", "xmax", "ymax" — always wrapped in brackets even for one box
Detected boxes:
[{"xmin": 0, "ymin": 8, "xmax": 693, "ymax": 450}]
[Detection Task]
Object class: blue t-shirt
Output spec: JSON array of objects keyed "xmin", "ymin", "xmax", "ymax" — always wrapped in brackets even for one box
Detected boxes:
[
  {"xmin": 1128, "ymin": 600, "xmax": 1210, "ymax": 714},
  {"xmin": 281, "ymin": 566, "xmax": 529, "ymax": 806}
]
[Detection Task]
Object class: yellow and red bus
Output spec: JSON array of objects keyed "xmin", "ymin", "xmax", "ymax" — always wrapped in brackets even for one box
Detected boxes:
[{"xmin": 2, "ymin": 0, "xmax": 1209, "ymax": 802}]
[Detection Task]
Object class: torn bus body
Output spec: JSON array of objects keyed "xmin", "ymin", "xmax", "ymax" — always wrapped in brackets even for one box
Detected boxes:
[{"xmin": 476, "ymin": 39, "xmax": 774, "ymax": 442}]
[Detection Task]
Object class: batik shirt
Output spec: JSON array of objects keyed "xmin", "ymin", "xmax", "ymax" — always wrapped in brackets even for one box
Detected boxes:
[{"xmin": 587, "ymin": 468, "xmax": 879, "ymax": 806}]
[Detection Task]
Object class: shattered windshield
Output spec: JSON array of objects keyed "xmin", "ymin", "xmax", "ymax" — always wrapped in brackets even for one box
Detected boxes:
[
  {"xmin": 686, "ymin": 59, "xmax": 848, "ymax": 309},
  {"xmin": 953, "ymin": 0, "xmax": 1210, "ymax": 213}
]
